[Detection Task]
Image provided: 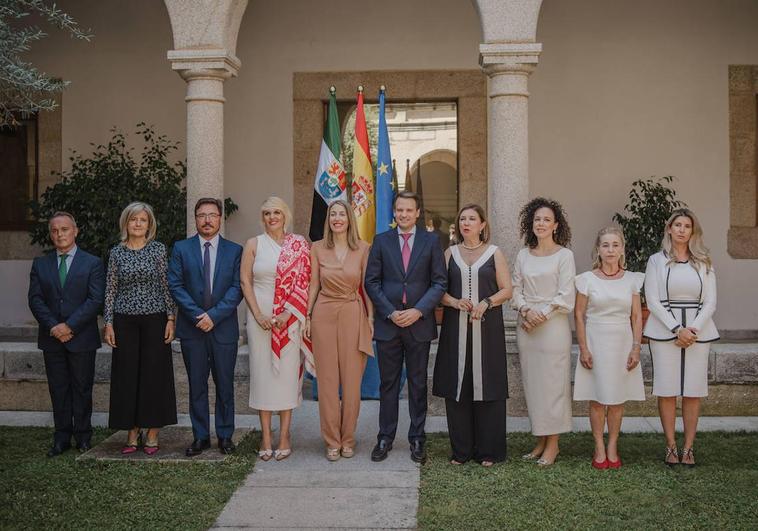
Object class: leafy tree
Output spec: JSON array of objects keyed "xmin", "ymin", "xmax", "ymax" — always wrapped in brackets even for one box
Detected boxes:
[
  {"xmin": 1, "ymin": 0, "xmax": 92, "ymax": 127},
  {"xmin": 29, "ymin": 124, "xmax": 237, "ymax": 260},
  {"xmin": 613, "ymin": 175, "xmax": 686, "ymax": 273}
]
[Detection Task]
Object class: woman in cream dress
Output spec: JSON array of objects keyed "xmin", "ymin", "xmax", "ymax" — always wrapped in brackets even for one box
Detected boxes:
[
  {"xmin": 644, "ymin": 209, "xmax": 718, "ymax": 467},
  {"xmin": 574, "ymin": 227, "xmax": 645, "ymax": 469},
  {"xmin": 241, "ymin": 197, "xmax": 310, "ymax": 461},
  {"xmin": 512, "ymin": 197, "xmax": 575, "ymax": 466}
]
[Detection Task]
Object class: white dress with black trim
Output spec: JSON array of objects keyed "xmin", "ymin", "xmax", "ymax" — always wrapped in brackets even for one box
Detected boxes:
[{"xmin": 643, "ymin": 252, "xmax": 719, "ymax": 398}]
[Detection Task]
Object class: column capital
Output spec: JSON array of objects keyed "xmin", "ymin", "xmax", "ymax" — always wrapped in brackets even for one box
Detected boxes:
[
  {"xmin": 479, "ymin": 43, "xmax": 541, "ymax": 71},
  {"xmin": 479, "ymin": 43, "xmax": 541, "ymax": 98},
  {"xmin": 168, "ymin": 49, "xmax": 241, "ymax": 78}
]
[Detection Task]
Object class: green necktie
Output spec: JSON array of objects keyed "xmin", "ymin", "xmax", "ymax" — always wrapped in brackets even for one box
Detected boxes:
[{"xmin": 58, "ymin": 254, "xmax": 68, "ymax": 287}]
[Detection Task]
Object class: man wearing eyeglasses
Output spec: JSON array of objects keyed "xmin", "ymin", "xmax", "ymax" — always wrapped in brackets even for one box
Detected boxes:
[{"xmin": 168, "ymin": 198, "xmax": 243, "ymax": 456}]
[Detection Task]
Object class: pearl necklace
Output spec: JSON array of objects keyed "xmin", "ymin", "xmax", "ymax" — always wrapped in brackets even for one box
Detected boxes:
[{"xmin": 461, "ymin": 241, "xmax": 484, "ymax": 250}]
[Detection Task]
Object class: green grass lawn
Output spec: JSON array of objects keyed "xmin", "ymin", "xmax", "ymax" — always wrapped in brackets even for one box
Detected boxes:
[
  {"xmin": 0, "ymin": 426, "xmax": 259, "ymax": 530},
  {"xmin": 419, "ymin": 431, "xmax": 758, "ymax": 530}
]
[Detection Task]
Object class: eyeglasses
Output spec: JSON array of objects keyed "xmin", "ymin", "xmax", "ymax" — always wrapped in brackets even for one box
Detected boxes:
[{"xmin": 195, "ymin": 213, "xmax": 221, "ymax": 220}]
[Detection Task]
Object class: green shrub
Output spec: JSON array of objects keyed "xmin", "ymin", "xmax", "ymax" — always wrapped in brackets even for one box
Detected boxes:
[
  {"xmin": 29, "ymin": 124, "xmax": 237, "ymax": 260},
  {"xmin": 613, "ymin": 175, "xmax": 686, "ymax": 273}
]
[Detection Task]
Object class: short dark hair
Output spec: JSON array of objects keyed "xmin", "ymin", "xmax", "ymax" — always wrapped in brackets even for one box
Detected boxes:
[
  {"xmin": 393, "ymin": 191, "xmax": 421, "ymax": 210},
  {"xmin": 194, "ymin": 198, "xmax": 223, "ymax": 216}
]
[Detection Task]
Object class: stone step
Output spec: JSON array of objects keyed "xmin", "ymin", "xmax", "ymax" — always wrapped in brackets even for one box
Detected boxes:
[
  {"xmin": 0, "ymin": 325, "xmax": 37, "ymax": 342},
  {"xmin": 2, "ymin": 341, "xmax": 758, "ymax": 416}
]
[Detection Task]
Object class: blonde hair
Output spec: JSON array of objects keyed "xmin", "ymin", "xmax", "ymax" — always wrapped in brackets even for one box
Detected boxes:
[
  {"xmin": 260, "ymin": 196, "xmax": 292, "ymax": 233},
  {"xmin": 661, "ymin": 208, "xmax": 712, "ymax": 271},
  {"xmin": 454, "ymin": 203, "xmax": 490, "ymax": 244},
  {"xmin": 119, "ymin": 202, "xmax": 157, "ymax": 243},
  {"xmin": 591, "ymin": 226, "xmax": 626, "ymax": 270},
  {"xmin": 323, "ymin": 199, "xmax": 359, "ymax": 250}
]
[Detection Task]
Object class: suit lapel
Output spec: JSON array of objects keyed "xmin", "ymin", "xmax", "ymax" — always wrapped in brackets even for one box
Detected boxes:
[
  {"xmin": 49, "ymin": 252, "xmax": 63, "ymax": 294},
  {"xmin": 190, "ymin": 234, "xmax": 203, "ymax": 277},
  {"xmin": 405, "ymin": 230, "xmax": 428, "ymax": 277},
  {"xmin": 386, "ymin": 230, "xmax": 405, "ymax": 278},
  {"xmin": 212, "ymin": 237, "xmax": 225, "ymax": 291},
  {"xmin": 65, "ymin": 249, "xmax": 84, "ymax": 288}
]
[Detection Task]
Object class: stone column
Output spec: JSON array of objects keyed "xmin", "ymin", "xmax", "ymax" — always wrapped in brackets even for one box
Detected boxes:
[
  {"xmin": 168, "ymin": 52, "xmax": 240, "ymax": 232},
  {"xmin": 164, "ymin": 0, "xmax": 248, "ymax": 234},
  {"xmin": 479, "ymin": 43, "xmax": 541, "ymax": 347},
  {"xmin": 479, "ymin": 44, "xmax": 541, "ymax": 262}
]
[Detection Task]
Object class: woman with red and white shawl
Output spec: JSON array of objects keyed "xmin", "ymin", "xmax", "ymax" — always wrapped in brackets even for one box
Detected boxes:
[{"xmin": 241, "ymin": 196, "xmax": 313, "ymax": 461}]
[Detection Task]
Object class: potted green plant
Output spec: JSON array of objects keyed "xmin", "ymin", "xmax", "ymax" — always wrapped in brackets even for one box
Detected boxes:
[{"xmin": 613, "ymin": 176, "xmax": 686, "ymax": 336}]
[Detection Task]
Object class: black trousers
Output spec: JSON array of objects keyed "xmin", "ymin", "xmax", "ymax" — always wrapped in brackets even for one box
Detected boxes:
[
  {"xmin": 376, "ymin": 328, "xmax": 430, "ymax": 443},
  {"xmin": 43, "ymin": 348, "xmax": 96, "ymax": 446},
  {"xmin": 444, "ymin": 335, "xmax": 506, "ymax": 463},
  {"xmin": 108, "ymin": 313, "xmax": 177, "ymax": 430}
]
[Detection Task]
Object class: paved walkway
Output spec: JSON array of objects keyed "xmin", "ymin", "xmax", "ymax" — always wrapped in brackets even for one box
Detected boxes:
[{"xmin": 2, "ymin": 406, "xmax": 757, "ymax": 530}]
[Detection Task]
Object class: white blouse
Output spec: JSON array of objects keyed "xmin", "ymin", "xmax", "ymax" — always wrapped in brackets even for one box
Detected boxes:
[
  {"xmin": 575, "ymin": 271, "xmax": 645, "ymax": 325},
  {"xmin": 511, "ymin": 247, "xmax": 576, "ymax": 319}
]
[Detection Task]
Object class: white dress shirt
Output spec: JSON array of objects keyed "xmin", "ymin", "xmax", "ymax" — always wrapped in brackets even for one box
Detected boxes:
[
  {"xmin": 57, "ymin": 245, "xmax": 77, "ymax": 273},
  {"xmin": 199, "ymin": 233, "xmax": 220, "ymax": 287},
  {"xmin": 397, "ymin": 225, "xmax": 417, "ymax": 253}
]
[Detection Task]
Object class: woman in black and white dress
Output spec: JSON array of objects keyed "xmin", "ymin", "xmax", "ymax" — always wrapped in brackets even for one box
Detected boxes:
[
  {"xmin": 644, "ymin": 209, "xmax": 718, "ymax": 467},
  {"xmin": 432, "ymin": 204, "xmax": 512, "ymax": 466}
]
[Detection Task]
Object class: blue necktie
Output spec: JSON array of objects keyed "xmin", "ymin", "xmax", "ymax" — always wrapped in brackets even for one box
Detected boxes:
[{"xmin": 203, "ymin": 241, "xmax": 212, "ymax": 309}]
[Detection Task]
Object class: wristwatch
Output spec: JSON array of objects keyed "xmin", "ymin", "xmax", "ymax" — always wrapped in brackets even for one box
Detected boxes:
[{"xmin": 483, "ymin": 297, "xmax": 493, "ymax": 309}]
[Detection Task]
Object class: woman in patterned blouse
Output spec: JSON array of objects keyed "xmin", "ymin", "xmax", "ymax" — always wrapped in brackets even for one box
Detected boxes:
[{"xmin": 104, "ymin": 202, "xmax": 177, "ymax": 455}]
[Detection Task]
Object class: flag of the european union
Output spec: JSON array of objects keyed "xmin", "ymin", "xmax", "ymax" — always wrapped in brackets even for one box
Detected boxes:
[{"xmin": 375, "ymin": 88, "xmax": 394, "ymax": 234}]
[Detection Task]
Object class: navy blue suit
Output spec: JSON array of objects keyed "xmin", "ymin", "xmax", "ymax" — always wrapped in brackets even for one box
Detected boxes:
[
  {"xmin": 168, "ymin": 234, "xmax": 243, "ymax": 440},
  {"xmin": 28, "ymin": 248, "xmax": 105, "ymax": 446},
  {"xmin": 365, "ymin": 229, "xmax": 447, "ymax": 443}
]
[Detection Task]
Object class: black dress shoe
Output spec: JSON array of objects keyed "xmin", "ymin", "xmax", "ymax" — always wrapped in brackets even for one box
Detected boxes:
[
  {"xmin": 410, "ymin": 440, "xmax": 427, "ymax": 464},
  {"xmin": 77, "ymin": 441, "xmax": 92, "ymax": 453},
  {"xmin": 47, "ymin": 443, "xmax": 70, "ymax": 458},
  {"xmin": 218, "ymin": 437, "xmax": 236, "ymax": 454},
  {"xmin": 371, "ymin": 439, "xmax": 393, "ymax": 462},
  {"xmin": 185, "ymin": 439, "xmax": 211, "ymax": 457}
]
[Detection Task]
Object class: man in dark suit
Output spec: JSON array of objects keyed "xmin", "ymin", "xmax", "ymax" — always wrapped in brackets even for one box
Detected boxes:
[
  {"xmin": 365, "ymin": 191, "xmax": 447, "ymax": 463},
  {"xmin": 168, "ymin": 198, "xmax": 243, "ymax": 456},
  {"xmin": 28, "ymin": 212, "xmax": 105, "ymax": 457}
]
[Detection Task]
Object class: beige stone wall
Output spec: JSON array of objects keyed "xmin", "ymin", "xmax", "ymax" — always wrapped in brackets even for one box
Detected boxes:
[
  {"xmin": 530, "ymin": 0, "xmax": 758, "ymax": 332},
  {"xmin": 17, "ymin": 0, "xmax": 758, "ymax": 331}
]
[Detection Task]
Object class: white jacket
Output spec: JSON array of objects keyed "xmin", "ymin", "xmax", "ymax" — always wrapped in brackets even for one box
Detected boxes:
[{"xmin": 643, "ymin": 251, "xmax": 719, "ymax": 342}]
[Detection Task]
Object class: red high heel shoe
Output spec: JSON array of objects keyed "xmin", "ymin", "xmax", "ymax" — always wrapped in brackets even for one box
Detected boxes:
[
  {"xmin": 607, "ymin": 457, "xmax": 622, "ymax": 469},
  {"xmin": 592, "ymin": 458, "xmax": 609, "ymax": 470}
]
